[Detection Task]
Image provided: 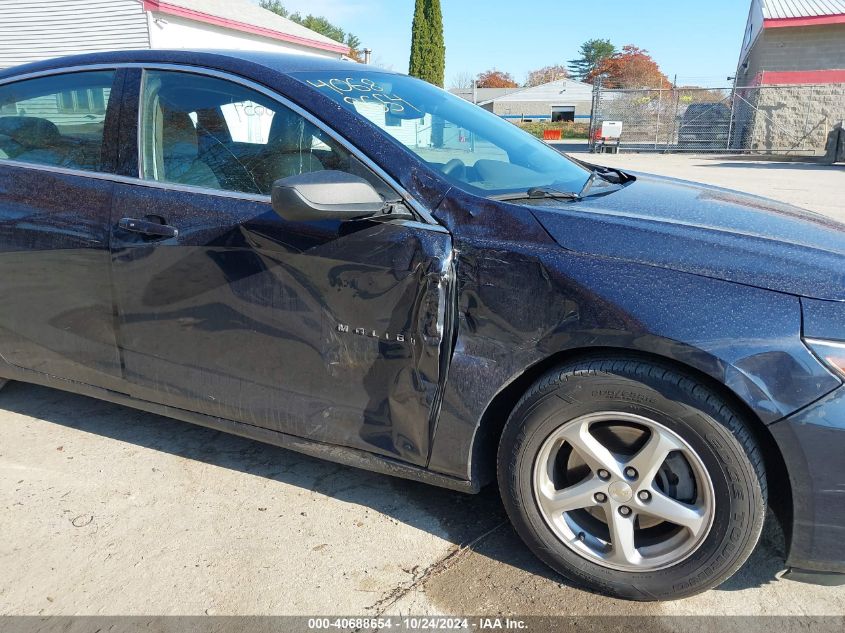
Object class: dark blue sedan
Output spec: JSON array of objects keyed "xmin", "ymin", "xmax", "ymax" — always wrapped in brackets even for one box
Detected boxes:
[{"xmin": 0, "ymin": 49, "xmax": 843, "ymax": 600}]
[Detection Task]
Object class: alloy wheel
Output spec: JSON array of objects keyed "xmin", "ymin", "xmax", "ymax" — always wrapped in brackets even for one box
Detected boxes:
[{"xmin": 531, "ymin": 412, "xmax": 715, "ymax": 572}]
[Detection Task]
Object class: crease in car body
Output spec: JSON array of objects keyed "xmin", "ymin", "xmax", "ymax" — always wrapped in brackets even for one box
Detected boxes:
[
  {"xmin": 1, "ymin": 49, "xmax": 845, "ymax": 599},
  {"xmin": 110, "ymin": 195, "xmax": 452, "ymax": 462}
]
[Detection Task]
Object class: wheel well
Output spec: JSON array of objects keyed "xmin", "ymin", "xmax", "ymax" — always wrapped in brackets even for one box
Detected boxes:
[{"xmin": 471, "ymin": 347, "xmax": 793, "ymax": 539}]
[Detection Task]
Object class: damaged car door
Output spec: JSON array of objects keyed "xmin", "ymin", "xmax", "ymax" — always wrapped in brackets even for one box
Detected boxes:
[{"xmin": 108, "ymin": 69, "xmax": 453, "ymax": 465}]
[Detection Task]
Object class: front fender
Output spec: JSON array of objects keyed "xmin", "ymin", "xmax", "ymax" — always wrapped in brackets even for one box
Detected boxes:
[{"xmin": 427, "ymin": 213, "xmax": 839, "ymax": 481}]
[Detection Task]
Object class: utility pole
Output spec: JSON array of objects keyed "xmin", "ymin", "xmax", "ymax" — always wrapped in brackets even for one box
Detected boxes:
[
  {"xmin": 668, "ymin": 74, "xmax": 679, "ymax": 151},
  {"xmin": 727, "ymin": 75, "xmax": 737, "ymax": 150}
]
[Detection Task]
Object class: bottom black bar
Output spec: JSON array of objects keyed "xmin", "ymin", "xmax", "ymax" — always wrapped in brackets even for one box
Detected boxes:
[{"xmin": 0, "ymin": 616, "xmax": 843, "ymax": 633}]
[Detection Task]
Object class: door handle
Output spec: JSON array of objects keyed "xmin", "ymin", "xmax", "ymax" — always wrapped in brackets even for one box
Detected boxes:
[{"xmin": 118, "ymin": 217, "xmax": 179, "ymax": 239}]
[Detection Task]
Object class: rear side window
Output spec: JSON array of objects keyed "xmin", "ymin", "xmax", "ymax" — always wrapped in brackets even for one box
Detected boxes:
[{"xmin": 0, "ymin": 71, "xmax": 116, "ymax": 172}]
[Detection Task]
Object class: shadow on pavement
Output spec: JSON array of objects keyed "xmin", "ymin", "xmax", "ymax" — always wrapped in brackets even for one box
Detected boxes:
[
  {"xmin": 1, "ymin": 380, "xmax": 788, "ymax": 598},
  {"xmin": 1, "ymin": 381, "xmax": 507, "ymax": 549}
]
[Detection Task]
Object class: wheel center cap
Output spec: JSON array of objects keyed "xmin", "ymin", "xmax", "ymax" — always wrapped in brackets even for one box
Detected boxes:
[{"xmin": 608, "ymin": 481, "xmax": 633, "ymax": 503}]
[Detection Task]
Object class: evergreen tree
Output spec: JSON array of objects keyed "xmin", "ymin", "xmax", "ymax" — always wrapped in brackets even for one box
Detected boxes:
[
  {"xmin": 258, "ymin": 0, "xmax": 363, "ymax": 60},
  {"xmin": 408, "ymin": 0, "xmax": 445, "ymax": 88},
  {"xmin": 568, "ymin": 39, "xmax": 616, "ymax": 82}
]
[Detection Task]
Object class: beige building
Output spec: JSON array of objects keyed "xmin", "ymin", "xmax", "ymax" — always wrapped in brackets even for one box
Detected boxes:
[
  {"xmin": 732, "ymin": 0, "xmax": 845, "ymax": 157},
  {"xmin": 737, "ymin": 0, "xmax": 845, "ymax": 86}
]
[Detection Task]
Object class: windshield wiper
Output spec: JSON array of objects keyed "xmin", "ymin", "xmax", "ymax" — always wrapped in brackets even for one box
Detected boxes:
[
  {"xmin": 579, "ymin": 168, "xmax": 630, "ymax": 198},
  {"xmin": 492, "ymin": 186, "xmax": 581, "ymax": 202},
  {"xmin": 579, "ymin": 171, "xmax": 599, "ymax": 197}
]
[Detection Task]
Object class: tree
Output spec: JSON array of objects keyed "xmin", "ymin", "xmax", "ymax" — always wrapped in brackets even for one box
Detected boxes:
[
  {"xmin": 258, "ymin": 0, "xmax": 288, "ymax": 17},
  {"xmin": 568, "ymin": 39, "xmax": 616, "ymax": 82},
  {"xmin": 345, "ymin": 33, "xmax": 362, "ymax": 61},
  {"xmin": 449, "ymin": 72, "xmax": 475, "ymax": 90},
  {"xmin": 258, "ymin": 1, "xmax": 363, "ymax": 61},
  {"xmin": 524, "ymin": 65, "xmax": 569, "ymax": 87},
  {"xmin": 593, "ymin": 45, "xmax": 669, "ymax": 88},
  {"xmin": 476, "ymin": 69, "xmax": 519, "ymax": 88},
  {"xmin": 290, "ymin": 14, "xmax": 345, "ymax": 43},
  {"xmin": 409, "ymin": 0, "xmax": 446, "ymax": 87}
]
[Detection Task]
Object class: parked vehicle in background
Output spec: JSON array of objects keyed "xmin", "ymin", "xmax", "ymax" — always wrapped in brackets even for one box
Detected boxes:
[
  {"xmin": 677, "ymin": 102, "xmax": 732, "ymax": 149},
  {"xmin": 1, "ymin": 50, "xmax": 844, "ymax": 601}
]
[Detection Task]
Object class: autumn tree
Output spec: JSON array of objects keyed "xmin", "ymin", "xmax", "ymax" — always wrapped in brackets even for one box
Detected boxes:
[
  {"xmin": 592, "ymin": 45, "xmax": 669, "ymax": 88},
  {"xmin": 476, "ymin": 70, "xmax": 519, "ymax": 88},
  {"xmin": 258, "ymin": 1, "xmax": 362, "ymax": 61},
  {"xmin": 524, "ymin": 65, "xmax": 568, "ymax": 87},
  {"xmin": 409, "ymin": 0, "xmax": 446, "ymax": 87},
  {"xmin": 568, "ymin": 39, "xmax": 616, "ymax": 82}
]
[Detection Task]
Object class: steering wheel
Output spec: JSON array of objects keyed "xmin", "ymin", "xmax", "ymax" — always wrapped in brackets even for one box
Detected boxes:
[{"xmin": 441, "ymin": 158, "xmax": 466, "ymax": 180}]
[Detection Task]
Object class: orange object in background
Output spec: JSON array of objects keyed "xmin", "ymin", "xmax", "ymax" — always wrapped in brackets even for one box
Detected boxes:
[{"xmin": 543, "ymin": 129, "xmax": 562, "ymax": 140}]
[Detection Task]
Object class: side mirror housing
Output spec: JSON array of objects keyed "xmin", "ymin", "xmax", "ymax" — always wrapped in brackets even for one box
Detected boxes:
[{"xmin": 271, "ymin": 170, "xmax": 386, "ymax": 222}]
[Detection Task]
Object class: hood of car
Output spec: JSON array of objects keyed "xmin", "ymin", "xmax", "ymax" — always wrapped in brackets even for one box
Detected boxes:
[{"xmin": 529, "ymin": 173, "xmax": 845, "ymax": 301}]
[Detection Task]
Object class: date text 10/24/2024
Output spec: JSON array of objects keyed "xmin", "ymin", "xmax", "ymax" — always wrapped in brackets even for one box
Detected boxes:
[{"xmin": 306, "ymin": 617, "xmax": 528, "ymax": 630}]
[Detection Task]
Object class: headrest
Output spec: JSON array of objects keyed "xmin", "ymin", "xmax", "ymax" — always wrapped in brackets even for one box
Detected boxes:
[
  {"xmin": 269, "ymin": 108, "xmax": 316, "ymax": 152},
  {"xmin": 161, "ymin": 109, "xmax": 199, "ymax": 159},
  {"xmin": 0, "ymin": 116, "xmax": 61, "ymax": 148}
]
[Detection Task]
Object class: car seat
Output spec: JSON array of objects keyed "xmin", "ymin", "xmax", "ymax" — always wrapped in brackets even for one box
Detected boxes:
[
  {"xmin": 252, "ymin": 108, "xmax": 324, "ymax": 190},
  {"xmin": 0, "ymin": 116, "xmax": 64, "ymax": 165},
  {"xmin": 158, "ymin": 108, "xmax": 221, "ymax": 189}
]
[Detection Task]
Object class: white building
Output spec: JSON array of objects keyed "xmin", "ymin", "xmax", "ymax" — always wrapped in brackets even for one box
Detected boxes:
[
  {"xmin": 487, "ymin": 79, "xmax": 594, "ymax": 123},
  {"xmin": 0, "ymin": 0, "xmax": 350, "ymax": 70}
]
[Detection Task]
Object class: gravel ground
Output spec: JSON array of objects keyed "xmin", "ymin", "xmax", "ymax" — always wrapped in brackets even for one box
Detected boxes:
[{"xmin": 1, "ymin": 153, "xmax": 844, "ymax": 619}]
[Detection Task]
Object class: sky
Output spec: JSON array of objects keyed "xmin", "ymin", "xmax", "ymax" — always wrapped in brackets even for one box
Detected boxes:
[{"xmin": 254, "ymin": 0, "xmax": 752, "ymax": 88}]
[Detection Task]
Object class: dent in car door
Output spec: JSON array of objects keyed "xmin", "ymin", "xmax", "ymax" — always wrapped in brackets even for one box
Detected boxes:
[
  {"xmin": 0, "ymin": 69, "xmax": 125, "ymax": 390},
  {"xmin": 110, "ymin": 188, "xmax": 453, "ymax": 465},
  {"xmin": 108, "ymin": 68, "xmax": 453, "ymax": 465}
]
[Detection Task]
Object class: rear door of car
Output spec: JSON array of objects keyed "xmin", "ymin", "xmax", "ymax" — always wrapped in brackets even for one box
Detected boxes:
[
  {"xmin": 108, "ymin": 67, "xmax": 453, "ymax": 466},
  {"xmin": 0, "ymin": 68, "xmax": 127, "ymax": 391}
]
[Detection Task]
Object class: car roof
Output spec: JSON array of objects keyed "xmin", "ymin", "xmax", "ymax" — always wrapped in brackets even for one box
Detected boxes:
[
  {"xmin": 0, "ymin": 49, "xmax": 384, "ymax": 81},
  {"xmin": 685, "ymin": 103, "xmax": 729, "ymax": 111}
]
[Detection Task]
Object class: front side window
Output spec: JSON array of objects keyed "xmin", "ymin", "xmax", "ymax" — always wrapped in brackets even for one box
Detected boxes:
[
  {"xmin": 139, "ymin": 70, "xmax": 386, "ymax": 197},
  {"xmin": 0, "ymin": 71, "xmax": 115, "ymax": 171},
  {"xmin": 294, "ymin": 72, "xmax": 591, "ymax": 198}
]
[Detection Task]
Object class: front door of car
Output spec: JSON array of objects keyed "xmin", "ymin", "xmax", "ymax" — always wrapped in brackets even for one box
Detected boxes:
[
  {"xmin": 0, "ymin": 69, "xmax": 125, "ymax": 391},
  {"xmin": 109, "ymin": 69, "xmax": 452, "ymax": 465}
]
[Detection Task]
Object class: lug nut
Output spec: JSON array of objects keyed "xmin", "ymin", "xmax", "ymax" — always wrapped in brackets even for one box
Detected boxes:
[
  {"xmin": 597, "ymin": 469, "xmax": 611, "ymax": 480},
  {"xmin": 594, "ymin": 492, "xmax": 607, "ymax": 503},
  {"xmin": 625, "ymin": 467, "xmax": 638, "ymax": 479},
  {"xmin": 618, "ymin": 506, "xmax": 632, "ymax": 517},
  {"xmin": 638, "ymin": 490, "xmax": 651, "ymax": 502}
]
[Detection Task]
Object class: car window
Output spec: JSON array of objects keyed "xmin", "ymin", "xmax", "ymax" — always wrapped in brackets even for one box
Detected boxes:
[
  {"xmin": 293, "ymin": 72, "xmax": 591, "ymax": 198},
  {"xmin": 0, "ymin": 70, "xmax": 115, "ymax": 172},
  {"xmin": 139, "ymin": 70, "xmax": 390, "ymax": 198}
]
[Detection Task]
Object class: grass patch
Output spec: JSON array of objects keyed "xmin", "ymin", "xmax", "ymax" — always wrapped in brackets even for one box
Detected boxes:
[{"xmin": 515, "ymin": 121, "xmax": 590, "ymax": 140}]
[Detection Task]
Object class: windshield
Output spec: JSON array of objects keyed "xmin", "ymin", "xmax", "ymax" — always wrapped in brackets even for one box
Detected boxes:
[{"xmin": 293, "ymin": 71, "xmax": 591, "ymax": 197}]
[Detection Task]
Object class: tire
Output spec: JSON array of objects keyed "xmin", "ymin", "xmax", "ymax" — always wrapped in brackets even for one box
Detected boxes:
[{"xmin": 497, "ymin": 356, "xmax": 767, "ymax": 601}]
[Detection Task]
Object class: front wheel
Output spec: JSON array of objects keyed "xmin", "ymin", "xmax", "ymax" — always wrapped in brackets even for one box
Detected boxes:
[{"xmin": 497, "ymin": 357, "xmax": 767, "ymax": 601}]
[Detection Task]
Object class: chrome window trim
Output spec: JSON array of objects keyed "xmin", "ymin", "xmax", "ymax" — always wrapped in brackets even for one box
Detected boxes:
[
  {"xmin": 0, "ymin": 157, "xmax": 273, "ymax": 203},
  {"xmin": 0, "ymin": 62, "xmax": 441, "ymax": 226}
]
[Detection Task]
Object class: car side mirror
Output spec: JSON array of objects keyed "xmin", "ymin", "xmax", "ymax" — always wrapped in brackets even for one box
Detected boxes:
[{"xmin": 271, "ymin": 170, "xmax": 387, "ymax": 222}]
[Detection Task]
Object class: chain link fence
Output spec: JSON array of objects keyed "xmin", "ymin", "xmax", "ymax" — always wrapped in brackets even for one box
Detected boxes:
[{"xmin": 589, "ymin": 83, "xmax": 845, "ymax": 157}]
